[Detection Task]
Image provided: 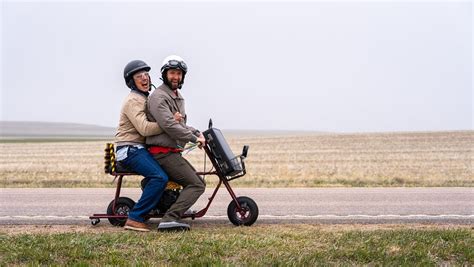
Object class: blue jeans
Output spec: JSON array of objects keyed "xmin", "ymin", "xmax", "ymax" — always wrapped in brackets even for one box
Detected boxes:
[{"xmin": 121, "ymin": 146, "xmax": 169, "ymax": 222}]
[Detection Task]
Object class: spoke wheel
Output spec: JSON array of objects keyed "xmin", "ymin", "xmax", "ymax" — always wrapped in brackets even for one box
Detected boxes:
[
  {"xmin": 106, "ymin": 197, "xmax": 135, "ymax": 226},
  {"xmin": 227, "ymin": 196, "xmax": 258, "ymax": 226}
]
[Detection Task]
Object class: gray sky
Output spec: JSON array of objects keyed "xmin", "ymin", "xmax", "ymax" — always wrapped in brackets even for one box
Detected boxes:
[{"xmin": 1, "ymin": 1, "xmax": 472, "ymax": 132}]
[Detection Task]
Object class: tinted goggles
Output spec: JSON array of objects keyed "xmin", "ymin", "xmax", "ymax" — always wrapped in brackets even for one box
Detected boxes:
[{"xmin": 165, "ymin": 60, "xmax": 187, "ymax": 72}]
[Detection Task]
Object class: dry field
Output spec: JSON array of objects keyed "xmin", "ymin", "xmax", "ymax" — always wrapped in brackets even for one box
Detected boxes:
[{"xmin": 0, "ymin": 131, "xmax": 472, "ymax": 187}]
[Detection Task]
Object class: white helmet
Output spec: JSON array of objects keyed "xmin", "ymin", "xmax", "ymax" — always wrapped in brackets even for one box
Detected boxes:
[
  {"xmin": 160, "ymin": 55, "xmax": 187, "ymax": 74},
  {"xmin": 160, "ymin": 55, "xmax": 187, "ymax": 89}
]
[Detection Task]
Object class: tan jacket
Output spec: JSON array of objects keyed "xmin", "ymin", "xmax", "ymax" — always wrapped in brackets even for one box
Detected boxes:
[
  {"xmin": 115, "ymin": 90, "xmax": 162, "ymax": 146},
  {"xmin": 146, "ymin": 83, "xmax": 199, "ymax": 148}
]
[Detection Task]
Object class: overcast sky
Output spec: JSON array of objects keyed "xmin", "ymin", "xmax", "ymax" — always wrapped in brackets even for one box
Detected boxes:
[{"xmin": 1, "ymin": 1, "xmax": 472, "ymax": 132}]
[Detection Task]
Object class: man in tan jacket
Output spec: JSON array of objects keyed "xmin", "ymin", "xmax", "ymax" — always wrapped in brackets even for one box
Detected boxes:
[
  {"xmin": 115, "ymin": 60, "xmax": 170, "ymax": 232},
  {"xmin": 147, "ymin": 55, "xmax": 206, "ymax": 231}
]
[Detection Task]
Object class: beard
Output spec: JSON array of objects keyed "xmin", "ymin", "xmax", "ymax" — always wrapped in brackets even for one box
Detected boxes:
[{"xmin": 170, "ymin": 81, "xmax": 180, "ymax": 90}]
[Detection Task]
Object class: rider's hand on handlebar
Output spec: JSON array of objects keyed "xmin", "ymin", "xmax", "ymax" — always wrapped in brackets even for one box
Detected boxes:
[{"xmin": 196, "ymin": 134, "xmax": 206, "ymax": 149}]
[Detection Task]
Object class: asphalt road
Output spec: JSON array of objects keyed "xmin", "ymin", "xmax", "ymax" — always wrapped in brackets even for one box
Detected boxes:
[{"xmin": 0, "ymin": 188, "xmax": 472, "ymax": 225}]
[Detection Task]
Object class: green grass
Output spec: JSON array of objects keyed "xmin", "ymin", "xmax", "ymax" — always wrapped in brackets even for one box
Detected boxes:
[{"xmin": 1, "ymin": 225, "xmax": 472, "ymax": 265}]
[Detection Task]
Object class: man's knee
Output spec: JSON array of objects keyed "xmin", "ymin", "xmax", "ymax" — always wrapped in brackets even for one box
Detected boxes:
[
  {"xmin": 148, "ymin": 171, "xmax": 169, "ymax": 184},
  {"xmin": 195, "ymin": 176, "xmax": 206, "ymax": 194},
  {"xmin": 144, "ymin": 174, "xmax": 168, "ymax": 190},
  {"xmin": 161, "ymin": 174, "xmax": 169, "ymax": 184}
]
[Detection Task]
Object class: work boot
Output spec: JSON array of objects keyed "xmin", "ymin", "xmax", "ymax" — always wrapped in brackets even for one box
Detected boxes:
[
  {"xmin": 158, "ymin": 221, "xmax": 190, "ymax": 231},
  {"xmin": 124, "ymin": 218, "xmax": 150, "ymax": 232}
]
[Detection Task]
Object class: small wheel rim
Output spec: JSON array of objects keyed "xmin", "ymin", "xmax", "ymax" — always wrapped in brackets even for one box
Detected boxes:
[
  {"xmin": 234, "ymin": 203, "xmax": 251, "ymax": 222},
  {"xmin": 116, "ymin": 205, "xmax": 130, "ymax": 216}
]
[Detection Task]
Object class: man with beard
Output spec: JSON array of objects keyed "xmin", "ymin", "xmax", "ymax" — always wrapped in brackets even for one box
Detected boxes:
[{"xmin": 146, "ymin": 55, "xmax": 206, "ymax": 231}]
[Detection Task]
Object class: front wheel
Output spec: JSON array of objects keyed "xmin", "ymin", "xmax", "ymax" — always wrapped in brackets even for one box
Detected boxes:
[
  {"xmin": 106, "ymin": 197, "xmax": 135, "ymax": 226},
  {"xmin": 227, "ymin": 196, "xmax": 258, "ymax": 226}
]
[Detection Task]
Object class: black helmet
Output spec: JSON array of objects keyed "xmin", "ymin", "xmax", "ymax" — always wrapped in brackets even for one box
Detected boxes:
[
  {"xmin": 160, "ymin": 55, "xmax": 187, "ymax": 89},
  {"xmin": 123, "ymin": 60, "xmax": 151, "ymax": 88}
]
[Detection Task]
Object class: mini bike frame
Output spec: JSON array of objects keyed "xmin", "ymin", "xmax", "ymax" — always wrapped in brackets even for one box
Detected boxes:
[{"xmin": 89, "ymin": 141, "xmax": 251, "ymax": 224}]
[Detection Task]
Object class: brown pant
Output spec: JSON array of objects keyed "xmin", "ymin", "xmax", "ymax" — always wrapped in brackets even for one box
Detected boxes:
[{"xmin": 153, "ymin": 152, "xmax": 205, "ymax": 222}]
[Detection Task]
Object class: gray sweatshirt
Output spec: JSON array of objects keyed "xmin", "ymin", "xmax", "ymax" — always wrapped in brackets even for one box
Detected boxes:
[{"xmin": 146, "ymin": 83, "xmax": 200, "ymax": 148}]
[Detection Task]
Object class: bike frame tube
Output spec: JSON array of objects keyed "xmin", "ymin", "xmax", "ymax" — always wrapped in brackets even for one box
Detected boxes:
[
  {"xmin": 203, "ymin": 146, "xmax": 243, "ymax": 210},
  {"xmin": 183, "ymin": 145, "xmax": 244, "ymax": 218},
  {"xmin": 112, "ymin": 175, "xmax": 124, "ymax": 212},
  {"xmin": 186, "ymin": 179, "xmax": 222, "ymax": 218},
  {"xmin": 195, "ymin": 171, "xmax": 218, "ymax": 176}
]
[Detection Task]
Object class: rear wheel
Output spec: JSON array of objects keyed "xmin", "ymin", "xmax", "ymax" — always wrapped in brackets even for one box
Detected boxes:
[
  {"xmin": 227, "ymin": 196, "xmax": 258, "ymax": 226},
  {"xmin": 106, "ymin": 197, "xmax": 135, "ymax": 226}
]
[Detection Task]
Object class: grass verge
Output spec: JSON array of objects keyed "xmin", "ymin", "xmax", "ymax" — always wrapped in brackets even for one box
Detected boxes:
[{"xmin": 1, "ymin": 224, "xmax": 472, "ymax": 265}]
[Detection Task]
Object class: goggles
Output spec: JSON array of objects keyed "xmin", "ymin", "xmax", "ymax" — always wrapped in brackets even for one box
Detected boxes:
[
  {"xmin": 163, "ymin": 60, "xmax": 187, "ymax": 72},
  {"xmin": 133, "ymin": 71, "xmax": 149, "ymax": 80}
]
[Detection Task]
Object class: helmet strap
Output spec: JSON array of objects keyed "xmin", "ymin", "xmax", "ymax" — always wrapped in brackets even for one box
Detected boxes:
[
  {"xmin": 128, "ymin": 75, "xmax": 150, "ymax": 96},
  {"xmin": 179, "ymin": 74, "xmax": 186, "ymax": 89},
  {"xmin": 126, "ymin": 71, "xmax": 152, "ymax": 93},
  {"xmin": 161, "ymin": 71, "xmax": 172, "ymax": 89},
  {"xmin": 147, "ymin": 73, "xmax": 152, "ymax": 91},
  {"xmin": 126, "ymin": 79, "xmax": 135, "ymax": 89}
]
